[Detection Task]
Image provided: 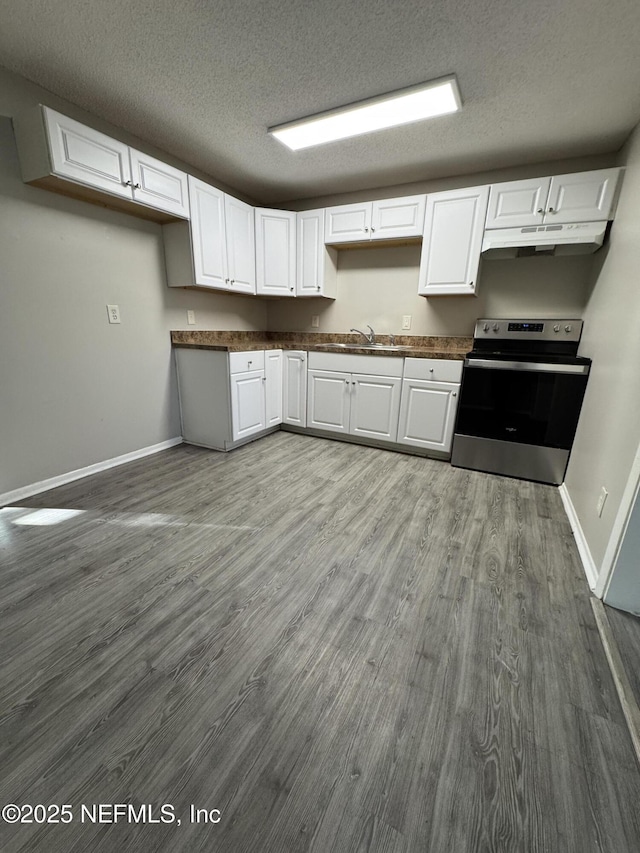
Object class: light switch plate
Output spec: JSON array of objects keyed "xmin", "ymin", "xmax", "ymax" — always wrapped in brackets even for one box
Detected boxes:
[
  {"xmin": 402, "ymin": 315, "xmax": 412, "ymax": 330},
  {"xmin": 107, "ymin": 304, "xmax": 121, "ymax": 324},
  {"xmin": 187, "ymin": 310, "xmax": 196, "ymax": 325}
]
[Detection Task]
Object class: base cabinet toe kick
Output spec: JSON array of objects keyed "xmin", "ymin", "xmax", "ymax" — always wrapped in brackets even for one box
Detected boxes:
[{"xmin": 174, "ymin": 348, "xmax": 464, "ymax": 458}]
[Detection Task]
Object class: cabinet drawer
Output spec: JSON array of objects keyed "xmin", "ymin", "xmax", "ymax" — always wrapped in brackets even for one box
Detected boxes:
[
  {"xmin": 403, "ymin": 357, "xmax": 463, "ymax": 383},
  {"xmin": 229, "ymin": 350, "xmax": 265, "ymax": 374}
]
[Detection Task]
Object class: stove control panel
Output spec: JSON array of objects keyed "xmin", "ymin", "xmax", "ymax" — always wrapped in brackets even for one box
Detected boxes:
[{"xmin": 474, "ymin": 318, "xmax": 583, "ymax": 343}]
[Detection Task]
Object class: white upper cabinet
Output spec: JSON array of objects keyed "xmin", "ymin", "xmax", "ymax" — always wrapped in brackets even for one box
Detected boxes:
[
  {"xmin": 325, "ymin": 196, "xmax": 426, "ymax": 244},
  {"xmin": 370, "ymin": 195, "xmax": 426, "ymax": 240},
  {"xmin": 545, "ymin": 168, "xmax": 622, "ymax": 224},
  {"xmin": 129, "ymin": 148, "xmax": 190, "ymax": 218},
  {"xmin": 296, "ymin": 209, "xmax": 338, "ymax": 298},
  {"xmin": 164, "ymin": 177, "xmax": 256, "ymax": 293},
  {"xmin": 418, "ymin": 185, "xmax": 489, "ymax": 297},
  {"xmin": 14, "ymin": 106, "xmax": 189, "ymax": 221},
  {"xmin": 485, "ymin": 168, "xmax": 622, "ymax": 228},
  {"xmin": 225, "ymin": 195, "xmax": 256, "ymax": 294},
  {"xmin": 485, "ymin": 177, "xmax": 551, "ymax": 229},
  {"xmin": 45, "ymin": 108, "xmax": 132, "ymax": 198},
  {"xmin": 188, "ymin": 177, "xmax": 228, "ymax": 290},
  {"xmin": 255, "ymin": 209, "xmax": 297, "ymax": 296}
]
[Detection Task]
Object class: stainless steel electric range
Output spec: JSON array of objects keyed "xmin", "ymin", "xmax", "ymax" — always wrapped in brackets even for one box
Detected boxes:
[{"xmin": 451, "ymin": 318, "xmax": 591, "ymax": 485}]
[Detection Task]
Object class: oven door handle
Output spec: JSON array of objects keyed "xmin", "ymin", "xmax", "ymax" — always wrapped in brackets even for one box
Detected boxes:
[{"xmin": 465, "ymin": 358, "xmax": 590, "ymax": 375}]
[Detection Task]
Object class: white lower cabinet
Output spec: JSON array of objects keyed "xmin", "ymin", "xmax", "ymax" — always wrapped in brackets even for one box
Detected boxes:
[
  {"xmin": 283, "ymin": 351, "xmax": 308, "ymax": 427},
  {"xmin": 175, "ymin": 348, "xmax": 281, "ymax": 451},
  {"xmin": 307, "ymin": 354, "xmax": 402, "ymax": 443},
  {"xmin": 397, "ymin": 358, "xmax": 463, "ymax": 453}
]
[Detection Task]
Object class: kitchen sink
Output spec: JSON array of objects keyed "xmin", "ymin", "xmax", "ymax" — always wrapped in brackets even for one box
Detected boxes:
[{"xmin": 314, "ymin": 343, "xmax": 414, "ymax": 351}]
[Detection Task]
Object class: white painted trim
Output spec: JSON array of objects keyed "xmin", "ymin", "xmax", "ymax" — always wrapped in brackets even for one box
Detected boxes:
[
  {"xmin": 595, "ymin": 439, "xmax": 640, "ymax": 598},
  {"xmin": 559, "ymin": 483, "xmax": 598, "ymax": 591},
  {"xmin": 0, "ymin": 438, "xmax": 183, "ymax": 507}
]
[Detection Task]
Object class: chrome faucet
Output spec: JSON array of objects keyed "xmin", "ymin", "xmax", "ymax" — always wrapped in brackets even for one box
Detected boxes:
[{"xmin": 350, "ymin": 325, "xmax": 376, "ymax": 345}]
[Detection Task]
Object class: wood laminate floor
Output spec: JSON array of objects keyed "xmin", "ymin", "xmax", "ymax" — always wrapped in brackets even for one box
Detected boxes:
[
  {"xmin": 1, "ymin": 432, "xmax": 639, "ymax": 852},
  {"xmin": 605, "ymin": 605, "xmax": 640, "ymax": 714}
]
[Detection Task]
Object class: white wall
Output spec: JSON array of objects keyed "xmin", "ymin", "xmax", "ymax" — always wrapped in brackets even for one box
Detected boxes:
[
  {"xmin": 605, "ymin": 484, "xmax": 640, "ymax": 615},
  {"xmin": 564, "ymin": 122, "xmax": 640, "ymax": 573},
  {"xmin": 267, "ymin": 247, "xmax": 594, "ymax": 336},
  {"xmin": 0, "ymin": 68, "xmax": 265, "ymax": 497}
]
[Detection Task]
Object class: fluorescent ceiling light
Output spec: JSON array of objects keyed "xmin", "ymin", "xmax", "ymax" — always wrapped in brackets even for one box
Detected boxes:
[{"xmin": 269, "ymin": 75, "xmax": 461, "ymax": 151}]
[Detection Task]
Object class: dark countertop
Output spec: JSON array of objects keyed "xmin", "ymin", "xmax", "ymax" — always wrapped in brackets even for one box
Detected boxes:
[{"xmin": 170, "ymin": 331, "xmax": 473, "ymax": 360}]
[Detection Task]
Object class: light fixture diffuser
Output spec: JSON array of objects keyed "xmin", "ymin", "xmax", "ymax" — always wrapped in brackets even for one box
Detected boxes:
[{"xmin": 269, "ymin": 75, "xmax": 461, "ymax": 151}]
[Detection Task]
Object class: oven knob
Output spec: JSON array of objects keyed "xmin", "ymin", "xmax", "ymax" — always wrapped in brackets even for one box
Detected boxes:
[
  {"xmin": 553, "ymin": 324, "xmax": 560, "ymax": 333},
  {"xmin": 564, "ymin": 324, "xmax": 572, "ymax": 333},
  {"xmin": 483, "ymin": 323, "xmax": 490, "ymax": 332},
  {"xmin": 492, "ymin": 323, "xmax": 500, "ymax": 332}
]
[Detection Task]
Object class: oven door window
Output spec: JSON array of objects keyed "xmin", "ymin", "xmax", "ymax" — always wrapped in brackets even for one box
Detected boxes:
[{"xmin": 455, "ymin": 365, "xmax": 588, "ymax": 449}]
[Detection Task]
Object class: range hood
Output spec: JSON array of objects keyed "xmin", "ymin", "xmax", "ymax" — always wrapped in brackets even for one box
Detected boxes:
[{"xmin": 481, "ymin": 220, "xmax": 608, "ymax": 259}]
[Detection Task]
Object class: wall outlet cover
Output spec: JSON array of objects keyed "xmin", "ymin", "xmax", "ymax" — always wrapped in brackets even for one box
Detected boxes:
[
  {"xmin": 187, "ymin": 310, "xmax": 196, "ymax": 325},
  {"xmin": 311, "ymin": 315, "xmax": 320, "ymax": 328},
  {"xmin": 402, "ymin": 315, "xmax": 412, "ymax": 330},
  {"xmin": 107, "ymin": 304, "xmax": 121, "ymax": 324}
]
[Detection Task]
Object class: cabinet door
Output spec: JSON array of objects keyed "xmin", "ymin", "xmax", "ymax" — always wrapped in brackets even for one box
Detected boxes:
[
  {"xmin": 297, "ymin": 209, "xmax": 325, "ymax": 296},
  {"xmin": 397, "ymin": 379, "xmax": 459, "ymax": 453},
  {"xmin": 129, "ymin": 149, "xmax": 189, "ymax": 218},
  {"xmin": 350, "ymin": 375, "xmax": 401, "ymax": 443},
  {"xmin": 371, "ymin": 195, "xmax": 426, "ymax": 240},
  {"xmin": 230, "ymin": 370, "xmax": 266, "ymax": 441},
  {"xmin": 265, "ymin": 350, "xmax": 283, "ymax": 427},
  {"xmin": 44, "ymin": 107, "xmax": 132, "ymax": 199},
  {"xmin": 225, "ymin": 195, "xmax": 256, "ymax": 294},
  {"xmin": 307, "ymin": 370, "xmax": 350, "ymax": 433},
  {"xmin": 485, "ymin": 177, "xmax": 551, "ymax": 228},
  {"xmin": 188, "ymin": 177, "xmax": 229, "ymax": 290},
  {"xmin": 546, "ymin": 169, "xmax": 621, "ymax": 224},
  {"xmin": 418, "ymin": 186, "xmax": 489, "ymax": 296},
  {"xmin": 324, "ymin": 203, "xmax": 372, "ymax": 243},
  {"xmin": 255, "ymin": 209, "xmax": 296, "ymax": 296},
  {"xmin": 283, "ymin": 351, "xmax": 308, "ymax": 427}
]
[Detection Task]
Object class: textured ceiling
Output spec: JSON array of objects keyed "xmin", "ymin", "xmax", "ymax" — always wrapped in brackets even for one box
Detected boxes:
[{"xmin": 0, "ymin": 0, "xmax": 639, "ymax": 204}]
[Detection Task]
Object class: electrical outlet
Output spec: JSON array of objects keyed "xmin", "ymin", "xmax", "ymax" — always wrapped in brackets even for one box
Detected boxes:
[
  {"xmin": 187, "ymin": 310, "xmax": 196, "ymax": 325},
  {"xmin": 311, "ymin": 315, "xmax": 320, "ymax": 328},
  {"xmin": 402, "ymin": 315, "xmax": 412, "ymax": 330},
  {"xmin": 106, "ymin": 304, "xmax": 121, "ymax": 324},
  {"xmin": 596, "ymin": 487, "xmax": 608, "ymax": 517}
]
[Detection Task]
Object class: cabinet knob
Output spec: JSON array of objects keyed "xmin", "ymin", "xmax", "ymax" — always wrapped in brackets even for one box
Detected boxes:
[
  {"xmin": 429, "ymin": 368, "xmax": 434, "ymax": 373},
  {"xmin": 370, "ymin": 226, "xmax": 375, "ymax": 232},
  {"xmin": 537, "ymin": 208, "xmax": 544, "ymax": 214},
  {"xmin": 316, "ymin": 285, "xmax": 321, "ymax": 291},
  {"xmin": 262, "ymin": 376, "xmax": 266, "ymax": 382},
  {"xmin": 469, "ymin": 282, "xmax": 474, "ymax": 287},
  {"xmin": 230, "ymin": 279, "xmax": 235, "ymax": 285},
  {"xmin": 124, "ymin": 179, "xmax": 132, "ymax": 187},
  {"xmin": 548, "ymin": 207, "xmax": 555, "ymax": 213},
  {"xmin": 134, "ymin": 183, "xmax": 141, "ymax": 189},
  {"xmin": 225, "ymin": 278, "xmax": 230, "ymax": 284},
  {"xmin": 290, "ymin": 287, "xmax": 294, "ymax": 291},
  {"xmin": 364, "ymin": 227, "xmax": 369, "ymax": 232},
  {"xmin": 452, "ymin": 392, "xmax": 457, "ymax": 397}
]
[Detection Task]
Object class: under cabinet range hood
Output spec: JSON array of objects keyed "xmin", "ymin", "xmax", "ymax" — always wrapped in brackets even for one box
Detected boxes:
[{"xmin": 481, "ymin": 220, "xmax": 608, "ymax": 259}]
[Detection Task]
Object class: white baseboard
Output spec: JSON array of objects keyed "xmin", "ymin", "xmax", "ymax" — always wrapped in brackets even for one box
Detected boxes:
[
  {"xmin": 0, "ymin": 437, "xmax": 183, "ymax": 507},
  {"xmin": 558, "ymin": 483, "xmax": 599, "ymax": 591}
]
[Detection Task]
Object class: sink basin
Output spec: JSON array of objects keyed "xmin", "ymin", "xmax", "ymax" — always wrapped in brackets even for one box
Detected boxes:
[{"xmin": 315, "ymin": 342, "xmax": 414, "ymax": 352}]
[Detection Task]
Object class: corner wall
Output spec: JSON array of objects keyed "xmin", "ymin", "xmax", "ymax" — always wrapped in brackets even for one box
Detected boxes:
[{"xmin": 564, "ymin": 122, "xmax": 640, "ymax": 574}]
